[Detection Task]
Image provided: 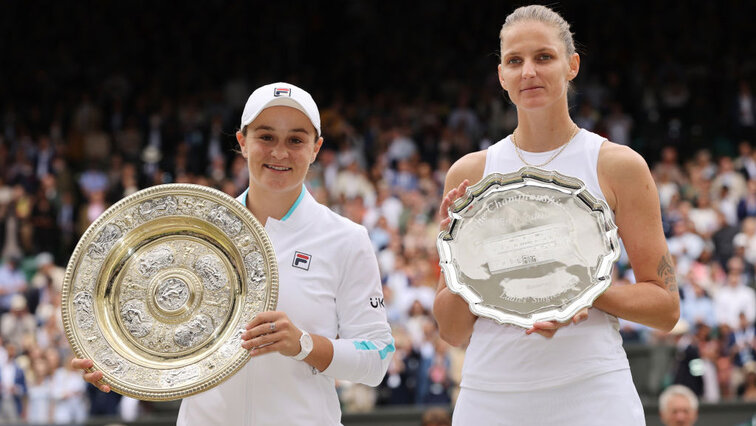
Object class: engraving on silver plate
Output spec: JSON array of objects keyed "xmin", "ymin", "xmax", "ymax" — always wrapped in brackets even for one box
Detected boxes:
[
  {"xmin": 244, "ymin": 251, "xmax": 266, "ymax": 288},
  {"xmin": 73, "ymin": 292, "xmax": 95, "ymax": 329},
  {"xmin": 87, "ymin": 224, "xmax": 122, "ymax": 259},
  {"xmin": 174, "ymin": 314, "xmax": 214, "ymax": 348},
  {"xmin": 121, "ymin": 299, "xmax": 154, "ymax": 338},
  {"xmin": 138, "ymin": 245, "xmax": 175, "ymax": 278},
  {"xmin": 97, "ymin": 350, "xmax": 130, "ymax": 376},
  {"xmin": 437, "ymin": 168, "xmax": 620, "ymax": 328},
  {"xmin": 207, "ymin": 205, "xmax": 242, "ymax": 236},
  {"xmin": 162, "ymin": 365, "xmax": 200, "ymax": 388},
  {"xmin": 156, "ymin": 278, "xmax": 190, "ymax": 311},
  {"xmin": 194, "ymin": 255, "xmax": 227, "ymax": 291},
  {"xmin": 138, "ymin": 195, "xmax": 178, "ymax": 219}
]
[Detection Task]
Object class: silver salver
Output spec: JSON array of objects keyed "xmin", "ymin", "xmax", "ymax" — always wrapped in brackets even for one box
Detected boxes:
[
  {"xmin": 61, "ymin": 184, "xmax": 278, "ymax": 401},
  {"xmin": 437, "ymin": 167, "xmax": 620, "ymax": 328}
]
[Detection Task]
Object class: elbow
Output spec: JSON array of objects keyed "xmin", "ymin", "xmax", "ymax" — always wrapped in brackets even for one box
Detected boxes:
[
  {"xmin": 438, "ymin": 326, "xmax": 468, "ymax": 348},
  {"xmin": 362, "ymin": 373, "xmax": 385, "ymax": 388},
  {"xmin": 659, "ymin": 301, "xmax": 681, "ymax": 333}
]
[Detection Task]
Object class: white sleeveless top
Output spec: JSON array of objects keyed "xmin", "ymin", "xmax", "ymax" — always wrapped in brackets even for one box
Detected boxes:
[{"xmin": 461, "ymin": 129, "xmax": 630, "ymax": 392}]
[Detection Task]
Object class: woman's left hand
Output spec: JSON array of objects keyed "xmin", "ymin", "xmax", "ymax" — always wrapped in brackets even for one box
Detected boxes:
[
  {"xmin": 525, "ymin": 307, "xmax": 589, "ymax": 338},
  {"xmin": 241, "ymin": 311, "xmax": 302, "ymax": 357}
]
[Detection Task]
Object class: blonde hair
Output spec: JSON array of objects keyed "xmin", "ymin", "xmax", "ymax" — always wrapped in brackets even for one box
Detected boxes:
[{"xmin": 500, "ymin": 5, "xmax": 575, "ymax": 57}]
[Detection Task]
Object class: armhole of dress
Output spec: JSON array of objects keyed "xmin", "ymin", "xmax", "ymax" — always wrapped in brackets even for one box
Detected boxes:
[
  {"xmin": 483, "ymin": 139, "xmax": 500, "ymax": 176},
  {"xmin": 595, "ymin": 138, "xmax": 611, "ymax": 207}
]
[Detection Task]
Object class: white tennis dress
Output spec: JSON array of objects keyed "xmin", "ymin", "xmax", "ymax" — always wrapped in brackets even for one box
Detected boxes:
[{"xmin": 452, "ymin": 130, "xmax": 645, "ymax": 426}]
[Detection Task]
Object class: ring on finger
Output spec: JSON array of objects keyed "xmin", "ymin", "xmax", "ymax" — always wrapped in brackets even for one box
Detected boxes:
[{"xmin": 269, "ymin": 322, "xmax": 276, "ymax": 332}]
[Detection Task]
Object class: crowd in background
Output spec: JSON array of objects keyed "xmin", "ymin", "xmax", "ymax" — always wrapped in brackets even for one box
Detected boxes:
[{"xmin": 3, "ymin": 1, "xmax": 756, "ymax": 423}]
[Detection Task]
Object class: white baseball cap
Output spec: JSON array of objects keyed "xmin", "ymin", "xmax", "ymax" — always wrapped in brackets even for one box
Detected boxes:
[{"xmin": 240, "ymin": 82, "xmax": 321, "ymax": 136}]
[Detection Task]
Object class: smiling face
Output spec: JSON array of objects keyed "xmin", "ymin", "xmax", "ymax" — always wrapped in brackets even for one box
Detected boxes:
[
  {"xmin": 498, "ymin": 20, "xmax": 579, "ymax": 111},
  {"xmin": 237, "ymin": 106, "xmax": 322, "ymax": 198}
]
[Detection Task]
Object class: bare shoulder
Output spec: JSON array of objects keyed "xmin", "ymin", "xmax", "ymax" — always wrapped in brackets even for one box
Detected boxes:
[
  {"xmin": 444, "ymin": 150, "xmax": 487, "ymax": 192},
  {"xmin": 597, "ymin": 142, "xmax": 654, "ymax": 209},
  {"xmin": 598, "ymin": 142, "xmax": 649, "ymax": 174}
]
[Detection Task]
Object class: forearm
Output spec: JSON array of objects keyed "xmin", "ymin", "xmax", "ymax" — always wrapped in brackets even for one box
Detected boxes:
[
  {"xmin": 592, "ymin": 281, "xmax": 679, "ymax": 331},
  {"xmin": 433, "ymin": 286, "xmax": 476, "ymax": 347},
  {"xmin": 304, "ymin": 334, "xmax": 334, "ymax": 372}
]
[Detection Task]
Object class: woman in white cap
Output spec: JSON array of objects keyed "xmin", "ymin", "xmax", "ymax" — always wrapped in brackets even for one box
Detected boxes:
[
  {"xmin": 433, "ymin": 5, "xmax": 679, "ymax": 425},
  {"xmin": 73, "ymin": 82, "xmax": 394, "ymax": 425}
]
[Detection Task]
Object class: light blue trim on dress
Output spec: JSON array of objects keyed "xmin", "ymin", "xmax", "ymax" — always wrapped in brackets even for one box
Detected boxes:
[
  {"xmin": 352, "ymin": 339, "xmax": 396, "ymax": 360},
  {"xmin": 237, "ymin": 185, "xmax": 305, "ymax": 222},
  {"xmin": 281, "ymin": 185, "xmax": 306, "ymax": 221}
]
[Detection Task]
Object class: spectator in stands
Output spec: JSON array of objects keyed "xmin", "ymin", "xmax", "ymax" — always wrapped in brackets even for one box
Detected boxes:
[
  {"xmin": 659, "ymin": 384, "xmax": 699, "ymax": 426},
  {"xmin": 739, "ymin": 362, "xmax": 756, "ymax": 401},
  {"xmin": 29, "ymin": 252, "xmax": 64, "ymax": 316},
  {"xmin": 737, "ymin": 179, "xmax": 756, "ymax": 221},
  {"xmin": 0, "ymin": 256, "xmax": 26, "ymax": 314},
  {"xmin": 0, "ymin": 340, "xmax": 26, "ymax": 422},
  {"xmin": 0, "ymin": 295, "xmax": 36, "ymax": 348},
  {"xmin": 26, "ymin": 356, "xmax": 53, "ymax": 424},
  {"xmin": 52, "ymin": 352, "xmax": 88, "ymax": 423},
  {"xmin": 713, "ymin": 258, "xmax": 756, "ymax": 329}
]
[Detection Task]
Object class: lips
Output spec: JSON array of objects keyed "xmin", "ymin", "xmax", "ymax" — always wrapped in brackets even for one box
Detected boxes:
[
  {"xmin": 264, "ymin": 164, "xmax": 291, "ymax": 171},
  {"xmin": 521, "ymin": 86, "xmax": 544, "ymax": 92}
]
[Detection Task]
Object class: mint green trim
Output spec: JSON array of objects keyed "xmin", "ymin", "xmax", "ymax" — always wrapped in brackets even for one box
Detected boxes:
[
  {"xmin": 239, "ymin": 188, "xmax": 249, "ymax": 207},
  {"xmin": 352, "ymin": 339, "xmax": 396, "ymax": 360},
  {"xmin": 281, "ymin": 185, "xmax": 306, "ymax": 221}
]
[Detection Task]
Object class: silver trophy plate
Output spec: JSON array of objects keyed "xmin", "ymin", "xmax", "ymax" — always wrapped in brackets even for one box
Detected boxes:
[
  {"xmin": 437, "ymin": 167, "xmax": 620, "ymax": 328},
  {"xmin": 61, "ymin": 184, "xmax": 278, "ymax": 401}
]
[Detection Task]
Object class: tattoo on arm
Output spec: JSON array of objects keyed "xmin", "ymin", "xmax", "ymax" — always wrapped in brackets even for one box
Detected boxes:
[{"xmin": 657, "ymin": 250, "xmax": 677, "ymax": 292}]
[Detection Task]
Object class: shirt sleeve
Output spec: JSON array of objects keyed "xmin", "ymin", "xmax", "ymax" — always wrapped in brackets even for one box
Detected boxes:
[{"xmin": 321, "ymin": 226, "xmax": 394, "ymax": 386}]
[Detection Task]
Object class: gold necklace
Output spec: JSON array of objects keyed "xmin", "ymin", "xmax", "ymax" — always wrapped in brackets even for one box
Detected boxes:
[{"xmin": 511, "ymin": 125, "xmax": 580, "ymax": 168}]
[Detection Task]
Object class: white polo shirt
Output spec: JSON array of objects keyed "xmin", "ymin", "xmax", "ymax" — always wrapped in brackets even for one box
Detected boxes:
[{"xmin": 177, "ymin": 186, "xmax": 394, "ymax": 425}]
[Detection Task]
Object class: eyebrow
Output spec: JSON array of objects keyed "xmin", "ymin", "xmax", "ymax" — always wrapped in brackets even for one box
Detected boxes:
[
  {"xmin": 503, "ymin": 47, "xmax": 558, "ymax": 56},
  {"xmin": 252, "ymin": 125, "xmax": 312, "ymax": 135}
]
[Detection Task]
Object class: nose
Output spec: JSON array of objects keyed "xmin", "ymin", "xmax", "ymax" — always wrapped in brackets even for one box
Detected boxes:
[
  {"xmin": 522, "ymin": 59, "xmax": 536, "ymax": 78},
  {"xmin": 270, "ymin": 142, "xmax": 288, "ymax": 160}
]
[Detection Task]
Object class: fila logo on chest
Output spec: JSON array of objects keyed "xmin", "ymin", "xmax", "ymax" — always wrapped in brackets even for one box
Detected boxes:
[{"xmin": 292, "ymin": 251, "xmax": 312, "ymax": 270}]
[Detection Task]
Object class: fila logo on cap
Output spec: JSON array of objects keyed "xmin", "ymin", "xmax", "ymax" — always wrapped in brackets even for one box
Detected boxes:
[
  {"xmin": 292, "ymin": 251, "xmax": 311, "ymax": 270},
  {"xmin": 274, "ymin": 87, "xmax": 291, "ymax": 97}
]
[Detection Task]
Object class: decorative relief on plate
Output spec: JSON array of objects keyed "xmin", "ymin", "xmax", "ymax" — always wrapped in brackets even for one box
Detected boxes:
[
  {"xmin": 155, "ymin": 278, "xmax": 190, "ymax": 311},
  {"xmin": 138, "ymin": 245, "xmax": 175, "ymax": 278},
  {"xmin": 62, "ymin": 184, "xmax": 278, "ymax": 401},
  {"xmin": 73, "ymin": 292, "xmax": 95, "ymax": 329},
  {"xmin": 207, "ymin": 205, "xmax": 242, "ymax": 236},
  {"xmin": 161, "ymin": 365, "xmax": 201, "ymax": 388},
  {"xmin": 174, "ymin": 314, "xmax": 214, "ymax": 348},
  {"xmin": 194, "ymin": 255, "xmax": 227, "ymax": 291},
  {"xmin": 244, "ymin": 251, "xmax": 266, "ymax": 289},
  {"xmin": 97, "ymin": 350, "xmax": 130, "ymax": 377},
  {"xmin": 87, "ymin": 224, "xmax": 122, "ymax": 259},
  {"xmin": 139, "ymin": 195, "xmax": 178, "ymax": 219},
  {"xmin": 121, "ymin": 300, "xmax": 154, "ymax": 338}
]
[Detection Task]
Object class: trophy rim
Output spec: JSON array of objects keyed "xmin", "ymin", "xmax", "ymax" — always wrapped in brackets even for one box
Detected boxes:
[
  {"xmin": 437, "ymin": 167, "xmax": 620, "ymax": 328},
  {"xmin": 61, "ymin": 183, "xmax": 278, "ymax": 401}
]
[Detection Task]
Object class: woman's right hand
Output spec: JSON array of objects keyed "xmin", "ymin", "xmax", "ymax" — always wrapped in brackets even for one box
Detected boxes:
[
  {"xmin": 438, "ymin": 179, "xmax": 470, "ymax": 230},
  {"xmin": 71, "ymin": 358, "xmax": 111, "ymax": 392}
]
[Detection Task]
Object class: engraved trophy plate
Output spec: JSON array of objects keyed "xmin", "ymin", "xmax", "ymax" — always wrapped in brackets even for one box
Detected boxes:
[
  {"xmin": 437, "ymin": 167, "xmax": 620, "ymax": 328},
  {"xmin": 62, "ymin": 184, "xmax": 278, "ymax": 401}
]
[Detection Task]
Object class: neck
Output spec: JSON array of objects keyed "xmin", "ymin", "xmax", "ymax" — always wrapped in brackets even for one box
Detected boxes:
[
  {"xmin": 246, "ymin": 185, "xmax": 303, "ymax": 225},
  {"xmin": 514, "ymin": 103, "xmax": 576, "ymax": 152}
]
